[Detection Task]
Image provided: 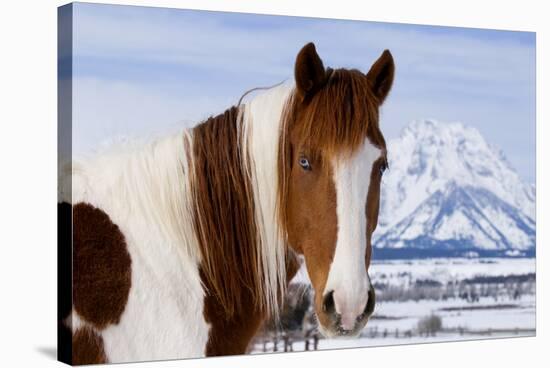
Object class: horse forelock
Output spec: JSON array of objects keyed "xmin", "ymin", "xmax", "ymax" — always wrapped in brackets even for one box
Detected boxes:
[{"xmin": 287, "ymin": 68, "xmax": 385, "ymax": 157}]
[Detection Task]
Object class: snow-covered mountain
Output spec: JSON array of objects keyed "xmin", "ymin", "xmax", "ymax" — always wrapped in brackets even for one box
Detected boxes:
[{"xmin": 374, "ymin": 119, "xmax": 535, "ymax": 256}]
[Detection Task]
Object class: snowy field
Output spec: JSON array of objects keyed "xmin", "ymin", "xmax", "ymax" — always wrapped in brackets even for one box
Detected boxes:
[
  {"xmin": 369, "ymin": 257, "xmax": 535, "ymax": 285},
  {"xmin": 252, "ymin": 257, "xmax": 535, "ymax": 354}
]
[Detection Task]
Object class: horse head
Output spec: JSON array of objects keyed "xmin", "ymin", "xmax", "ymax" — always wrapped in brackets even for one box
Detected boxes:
[{"xmin": 280, "ymin": 42, "xmax": 394, "ymax": 337}]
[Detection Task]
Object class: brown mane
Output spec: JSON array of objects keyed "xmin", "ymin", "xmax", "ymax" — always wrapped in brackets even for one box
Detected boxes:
[{"xmin": 191, "ymin": 106, "xmax": 263, "ymax": 317}]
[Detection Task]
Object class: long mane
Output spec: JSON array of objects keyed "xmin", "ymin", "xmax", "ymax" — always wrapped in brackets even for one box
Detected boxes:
[{"xmin": 190, "ymin": 83, "xmax": 294, "ymax": 318}]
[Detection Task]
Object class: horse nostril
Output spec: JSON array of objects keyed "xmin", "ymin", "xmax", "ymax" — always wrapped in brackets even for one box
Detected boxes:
[{"xmin": 322, "ymin": 290, "xmax": 336, "ymax": 314}]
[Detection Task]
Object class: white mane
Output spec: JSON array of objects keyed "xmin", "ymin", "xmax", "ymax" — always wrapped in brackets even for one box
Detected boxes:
[
  {"xmin": 62, "ymin": 131, "xmax": 202, "ymax": 266},
  {"xmin": 239, "ymin": 81, "xmax": 295, "ymax": 318}
]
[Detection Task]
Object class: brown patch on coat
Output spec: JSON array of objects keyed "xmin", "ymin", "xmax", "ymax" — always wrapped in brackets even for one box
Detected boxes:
[
  {"xmin": 202, "ymin": 252, "xmax": 300, "ymax": 356},
  {"xmin": 278, "ymin": 43, "xmax": 393, "ymax": 327},
  {"xmin": 73, "ymin": 202, "xmax": 132, "ymax": 329},
  {"xmin": 72, "ymin": 327, "xmax": 107, "ymax": 365},
  {"xmin": 191, "ymin": 106, "xmax": 264, "ymax": 318},
  {"xmin": 201, "ymin": 267, "xmax": 263, "ymax": 357}
]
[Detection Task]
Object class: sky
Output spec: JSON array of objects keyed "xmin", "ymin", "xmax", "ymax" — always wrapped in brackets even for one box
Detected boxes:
[{"xmin": 66, "ymin": 2, "xmax": 536, "ymax": 183}]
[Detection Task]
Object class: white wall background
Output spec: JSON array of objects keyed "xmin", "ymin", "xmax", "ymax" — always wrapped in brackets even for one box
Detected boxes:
[{"xmin": 0, "ymin": 0, "xmax": 547, "ymax": 367}]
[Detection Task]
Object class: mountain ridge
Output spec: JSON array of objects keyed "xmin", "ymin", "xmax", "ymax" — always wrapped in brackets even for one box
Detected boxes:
[{"xmin": 373, "ymin": 119, "xmax": 535, "ymax": 257}]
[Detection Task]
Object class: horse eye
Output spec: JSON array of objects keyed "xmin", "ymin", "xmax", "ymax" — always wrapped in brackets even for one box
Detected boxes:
[{"xmin": 299, "ymin": 157, "xmax": 312, "ymax": 170}]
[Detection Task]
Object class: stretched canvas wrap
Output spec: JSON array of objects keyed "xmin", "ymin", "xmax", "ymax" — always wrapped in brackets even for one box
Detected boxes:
[{"xmin": 57, "ymin": 2, "xmax": 536, "ymax": 365}]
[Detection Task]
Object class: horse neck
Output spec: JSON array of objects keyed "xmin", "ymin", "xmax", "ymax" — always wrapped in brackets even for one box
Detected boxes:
[{"xmin": 190, "ymin": 82, "xmax": 294, "ymax": 318}]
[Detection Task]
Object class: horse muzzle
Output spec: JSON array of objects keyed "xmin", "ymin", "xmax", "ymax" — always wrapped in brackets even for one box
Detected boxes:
[{"xmin": 317, "ymin": 287, "xmax": 375, "ymax": 338}]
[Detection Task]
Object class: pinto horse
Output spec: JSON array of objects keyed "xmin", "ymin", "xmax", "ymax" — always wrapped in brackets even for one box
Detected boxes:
[{"xmin": 58, "ymin": 42, "xmax": 394, "ymax": 364}]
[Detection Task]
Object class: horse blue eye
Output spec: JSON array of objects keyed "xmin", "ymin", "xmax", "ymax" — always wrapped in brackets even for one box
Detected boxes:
[{"xmin": 299, "ymin": 157, "xmax": 311, "ymax": 170}]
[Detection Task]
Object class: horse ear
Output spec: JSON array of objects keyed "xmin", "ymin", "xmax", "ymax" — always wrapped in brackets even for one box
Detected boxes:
[
  {"xmin": 366, "ymin": 50, "xmax": 395, "ymax": 104},
  {"xmin": 294, "ymin": 42, "xmax": 326, "ymax": 100}
]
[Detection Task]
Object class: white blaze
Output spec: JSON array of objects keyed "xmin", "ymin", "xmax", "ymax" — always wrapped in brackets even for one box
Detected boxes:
[{"xmin": 324, "ymin": 139, "xmax": 382, "ymax": 330}]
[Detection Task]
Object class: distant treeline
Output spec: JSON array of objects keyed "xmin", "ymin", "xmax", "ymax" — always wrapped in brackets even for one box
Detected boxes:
[
  {"xmin": 463, "ymin": 273, "xmax": 535, "ymax": 285},
  {"xmin": 374, "ymin": 273, "xmax": 535, "ymax": 302},
  {"xmin": 372, "ymin": 248, "xmax": 536, "ymax": 260}
]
